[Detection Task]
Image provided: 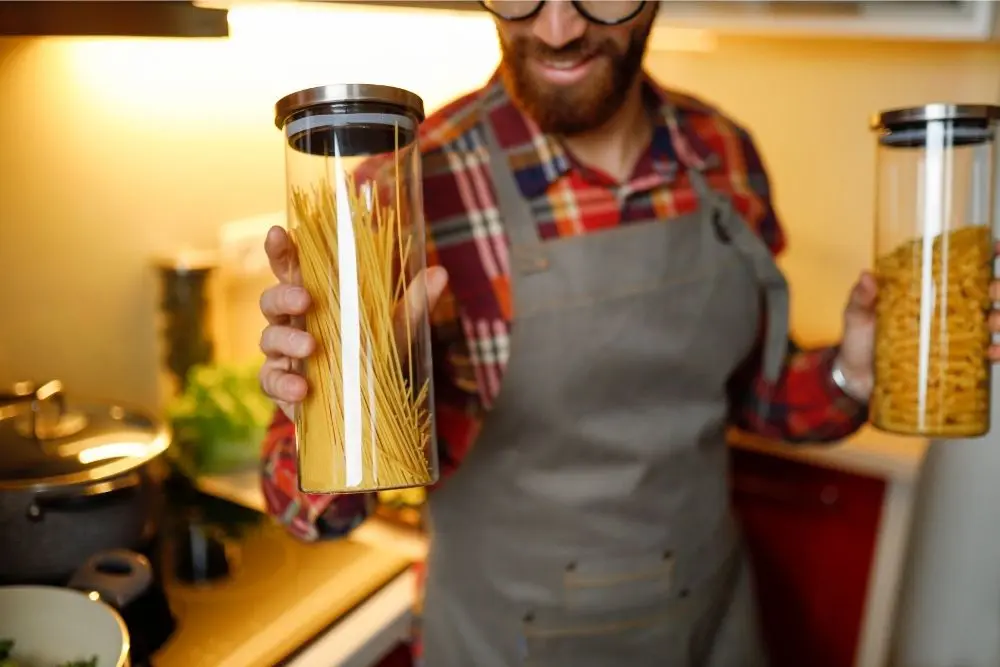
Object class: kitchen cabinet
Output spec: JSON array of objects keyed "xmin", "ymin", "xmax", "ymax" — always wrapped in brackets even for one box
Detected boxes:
[
  {"xmin": 730, "ymin": 448, "xmax": 886, "ymax": 667},
  {"xmin": 656, "ymin": 0, "xmax": 1000, "ymax": 42},
  {"xmin": 316, "ymin": 0, "xmax": 999, "ymax": 42},
  {"xmin": 0, "ymin": 1, "xmax": 229, "ymax": 37}
]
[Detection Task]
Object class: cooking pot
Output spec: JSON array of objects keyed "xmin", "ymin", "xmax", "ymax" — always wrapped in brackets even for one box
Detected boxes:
[
  {"xmin": 0, "ymin": 549, "xmax": 154, "ymax": 667},
  {"xmin": 0, "ymin": 380, "xmax": 171, "ymax": 584}
]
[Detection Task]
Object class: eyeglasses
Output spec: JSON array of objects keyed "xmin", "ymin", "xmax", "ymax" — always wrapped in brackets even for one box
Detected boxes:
[{"xmin": 480, "ymin": 1, "xmax": 646, "ymax": 26}]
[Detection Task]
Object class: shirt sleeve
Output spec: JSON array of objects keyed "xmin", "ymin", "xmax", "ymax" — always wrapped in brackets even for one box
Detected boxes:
[
  {"xmin": 260, "ymin": 409, "xmax": 372, "ymax": 542},
  {"xmin": 727, "ymin": 127, "xmax": 868, "ymax": 444}
]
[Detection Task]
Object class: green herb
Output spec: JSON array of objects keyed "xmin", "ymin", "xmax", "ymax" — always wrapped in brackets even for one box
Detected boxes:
[
  {"xmin": 166, "ymin": 362, "xmax": 274, "ymax": 476},
  {"xmin": 0, "ymin": 639, "xmax": 97, "ymax": 666}
]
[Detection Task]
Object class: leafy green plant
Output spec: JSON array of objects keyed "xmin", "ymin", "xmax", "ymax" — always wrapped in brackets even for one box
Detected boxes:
[{"xmin": 166, "ymin": 362, "xmax": 274, "ymax": 477}]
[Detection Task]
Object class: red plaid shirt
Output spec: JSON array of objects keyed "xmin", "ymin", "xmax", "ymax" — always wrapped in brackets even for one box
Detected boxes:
[{"xmin": 260, "ymin": 71, "xmax": 868, "ymax": 541}]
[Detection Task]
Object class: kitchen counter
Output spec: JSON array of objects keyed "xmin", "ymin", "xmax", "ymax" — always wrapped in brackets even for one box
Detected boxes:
[
  {"xmin": 728, "ymin": 424, "xmax": 928, "ymax": 482},
  {"xmin": 193, "ymin": 425, "xmax": 927, "ymax": 667},
  {"xmin": 152, "ymin": 520, "xmax": 412, "ymax": 667}
]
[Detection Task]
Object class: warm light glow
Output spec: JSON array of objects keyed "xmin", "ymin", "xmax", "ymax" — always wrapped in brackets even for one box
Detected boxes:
[
  {"xmin": 61, "ymin": 1, "xmax": 712, "ymax": 122},
  {"xmin": 62, "ymin": 2, "xmax": 502, "ymax": 122},
  {"xmin": 77, "ymin": 442, "xmax": 160, "ymax": 464},
  {"xmin": 650, "ymin": 26, "xmax": 717, "ymax": 53}
]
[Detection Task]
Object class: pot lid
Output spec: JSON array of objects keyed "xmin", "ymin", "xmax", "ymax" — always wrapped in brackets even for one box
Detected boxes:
[{"xmin": 0, "ymin": 380, "xmax": 170, "ymax": 490}]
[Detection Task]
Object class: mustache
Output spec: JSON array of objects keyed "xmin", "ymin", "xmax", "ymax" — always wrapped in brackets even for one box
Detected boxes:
[{"xmin": 515, "ymin": 36, "xmax": 617, "ymax": 61}]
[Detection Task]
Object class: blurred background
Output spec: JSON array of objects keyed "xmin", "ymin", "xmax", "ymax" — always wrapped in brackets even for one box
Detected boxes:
[{"xmin": 2, "ymin": 2, "xmax": 1000, "ymax": 666}]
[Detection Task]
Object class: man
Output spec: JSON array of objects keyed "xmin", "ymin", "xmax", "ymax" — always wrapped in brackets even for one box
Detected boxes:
[{"xmin": 258, "ymin": 1, "xmax": 1000, "ymax": 665}]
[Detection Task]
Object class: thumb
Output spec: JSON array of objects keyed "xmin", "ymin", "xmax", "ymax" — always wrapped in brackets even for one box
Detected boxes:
[
  {"xmin": 847, "ymin": 270, "xmax": 877, "ymax": 313},
  {"xmin": 264, "ymin": 225, "xmax": 300, "ymax": 284},
  {"xmin": 423, "ymin": 266, "xmax": 449, "ymax": 311},
  {"xmin": 394, "ymin": 267, "xmax": 449, "ymax": 356}
]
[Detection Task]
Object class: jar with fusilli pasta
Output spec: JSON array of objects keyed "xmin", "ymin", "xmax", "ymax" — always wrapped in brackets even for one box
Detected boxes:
[
  {"xmin": 274, "ymin": 84, "xmax": 438, "ymax": 493},
  {"xmin": 870, "ymin": 103, "xmax": 1000, "ymax": 438}
]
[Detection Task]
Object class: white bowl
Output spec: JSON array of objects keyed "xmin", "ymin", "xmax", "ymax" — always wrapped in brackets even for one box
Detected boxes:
[{"xmin": 0, "ymin": 585, "xmax": 129, "ymax": 667}]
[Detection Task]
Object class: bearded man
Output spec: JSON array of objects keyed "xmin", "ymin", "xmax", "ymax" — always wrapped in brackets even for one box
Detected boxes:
[{"xmin": 257, "ymin": 2, "xmax": 896, "ymax": 665}]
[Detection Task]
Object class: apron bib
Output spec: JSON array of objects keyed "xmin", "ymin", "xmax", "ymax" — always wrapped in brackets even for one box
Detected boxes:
[{"xmin": 420, "ymin": 108, "xmax": 790, "ymax": 667}]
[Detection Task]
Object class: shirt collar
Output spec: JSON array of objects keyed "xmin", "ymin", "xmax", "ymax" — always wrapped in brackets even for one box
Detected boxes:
[{"xmin": 480, "ymin": 70, "xmax": 720, "ymax": 199}]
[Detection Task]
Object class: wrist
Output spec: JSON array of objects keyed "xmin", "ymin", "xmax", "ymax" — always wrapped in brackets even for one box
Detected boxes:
[{"xmin": 832, "ymin": 354, "xmax": 873, "ymax": 404}]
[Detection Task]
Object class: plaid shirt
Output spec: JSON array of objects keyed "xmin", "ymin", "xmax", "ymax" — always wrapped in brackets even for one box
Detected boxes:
[{"xmin": 260, "ymin": 71, "xmax": 868, "ymax": 542}]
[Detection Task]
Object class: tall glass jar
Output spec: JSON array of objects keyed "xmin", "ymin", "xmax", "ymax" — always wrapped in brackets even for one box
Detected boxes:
[
  {"xmin": 871, "ymin": 103, "xmax": 1000, "ymax": 437},
  {"xmin": 274, "ymin": 83, "xmax": 438, "ymax": 494}
]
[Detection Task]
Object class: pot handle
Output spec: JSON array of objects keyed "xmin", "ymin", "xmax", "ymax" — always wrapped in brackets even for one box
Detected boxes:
[
  {"xmin": 27, "ymin": 472, "xmax": 142, "ymax": 521},
  {"xmin": 0, "ymin": 379, "xmax": 66, "ymax": 440},
  {"xmin": 68, "ymin": 549, "xmax": 154, "ymax": 610}
]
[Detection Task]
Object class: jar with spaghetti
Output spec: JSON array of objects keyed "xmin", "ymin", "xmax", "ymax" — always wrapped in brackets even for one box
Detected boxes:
[
  {"xmin": 871, "ymin": 103, "xmax": 1000, "ymax": 437},
  {"xmin": 274, "ymin": 84, "xmax": 438, "ymax": 493}
]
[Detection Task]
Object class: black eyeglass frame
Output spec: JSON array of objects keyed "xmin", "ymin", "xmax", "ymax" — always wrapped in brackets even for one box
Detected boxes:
[{"xmin": 478, "ymin": 0, "xmax": 647, "ymax": 26}]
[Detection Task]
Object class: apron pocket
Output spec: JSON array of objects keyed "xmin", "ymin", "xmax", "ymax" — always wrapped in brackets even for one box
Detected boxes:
[
  {"xmin": 521, "ymin": 552, "xmax": 683, "ymax": 666},
  {"xmin": 521, "ymin": 549, "xmax": 743, "ymax": 667},
  {"xmin": 522, "ymin": 600, "xmax": 688, "ymax": 667}
]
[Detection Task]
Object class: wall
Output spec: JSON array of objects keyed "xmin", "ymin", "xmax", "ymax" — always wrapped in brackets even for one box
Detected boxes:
[{"xmin": 1, "ymin": 4, "xmax": 1000, "ymax": 413}]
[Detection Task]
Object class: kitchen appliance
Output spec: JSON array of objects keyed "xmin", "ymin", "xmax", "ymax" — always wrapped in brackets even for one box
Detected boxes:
[
  {"xmin": 870, "ymin": 103, "xmax": 1000, "ymax": 438},
  {"xmin": 216, "ymin": 212, "xmax": 285, "ymax": 366},
  {"xmin": 0, "ymin": 379, "xmax": 171, "ymax": 584},
  {"xmin": 273, "ymin": 83, "xmax": 439, "ymax": 494}
]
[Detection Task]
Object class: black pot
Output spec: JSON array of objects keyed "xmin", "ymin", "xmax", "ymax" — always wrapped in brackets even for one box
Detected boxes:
[{"xmin": 0, "ymin": 380, "xmax": 171, "ymax": 585}]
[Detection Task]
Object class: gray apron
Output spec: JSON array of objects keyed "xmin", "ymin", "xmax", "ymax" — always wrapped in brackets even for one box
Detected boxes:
[{"xmin": 420, "ymin": 109, "xmax": 790, "ymax": 667}]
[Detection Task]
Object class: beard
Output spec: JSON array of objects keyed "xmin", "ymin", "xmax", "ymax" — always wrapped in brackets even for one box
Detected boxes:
[{"xmin": 498, "ymin": 19, "xmax": 653, "ymax": 136}]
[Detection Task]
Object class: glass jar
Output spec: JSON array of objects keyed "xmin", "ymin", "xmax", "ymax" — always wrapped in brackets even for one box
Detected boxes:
[
  {"xmin": 871, "ymin": 103, "xmax": 1000, "ymax": 437},
  {"xmin": 274, "ymin": 83, "xmax": 437, "ymax": 494}
]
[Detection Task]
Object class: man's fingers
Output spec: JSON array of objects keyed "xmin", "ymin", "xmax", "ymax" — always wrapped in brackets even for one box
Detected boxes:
[
  {"xmin": 393, "ymin": 267, "xmax": 449, "ymax": 353},
  {"xmin": 265, "ymin": 225, "xmax": 301, "ymax": 283},
  {"xmin": 425, "ymin": 266, "xmax": 449, "ymax": 311},
  {"xmin": 259, "ymin": 358, "xmax": 308, "ymax": 404},
  {"xmin": 260, "ymin": 324, "xmax": 315, "ymax": 359},
  {"xmin": 260, "ymin": 284, "xmax": 311, "ymax": 324}
]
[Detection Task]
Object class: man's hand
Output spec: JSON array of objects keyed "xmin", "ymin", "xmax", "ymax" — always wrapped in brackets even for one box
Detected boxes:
[
  {"xmin": 838, "ymin": 240, "xmax": 1000, "ymax": 402},
  {"xmin": 257, "ymin": 225, "xmax": 449, "ymax": 421}
]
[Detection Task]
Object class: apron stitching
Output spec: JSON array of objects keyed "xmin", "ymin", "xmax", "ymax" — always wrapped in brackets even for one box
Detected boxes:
[
  {"xmin": 564, "ymin": 565, "xmax": 675, "ymax": 588},
  {"xmin": 523, "ymin": 609, "xmax": 687, "ymax": 639}
]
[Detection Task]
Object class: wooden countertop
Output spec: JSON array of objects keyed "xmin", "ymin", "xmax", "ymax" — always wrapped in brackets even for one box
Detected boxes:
[{"xmin": 153, "ymin": 522, "xmax": 413, "ymax": 667}]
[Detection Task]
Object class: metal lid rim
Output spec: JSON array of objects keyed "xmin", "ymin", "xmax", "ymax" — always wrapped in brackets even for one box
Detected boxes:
[
  {"xmin": 274, "ymin": 83, "xmax": 426, "ymax": 129},
  {"xmin": 871, "ymin": 103, "xmax": 1000, "ymax": 130}
]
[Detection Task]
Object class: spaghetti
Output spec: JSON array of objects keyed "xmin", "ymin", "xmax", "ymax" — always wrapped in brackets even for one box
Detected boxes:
[
  {"xmin": 872, "ymin": 225, "xmax": 993, "ymax": 437},
  {"xmin": 289, "ymin": 145, "xmax": 433, "ymax": 493}
]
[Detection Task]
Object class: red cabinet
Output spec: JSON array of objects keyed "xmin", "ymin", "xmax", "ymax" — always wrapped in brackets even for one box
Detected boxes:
[{"xmin": 729, "ymin": 449, "xmax": 886, "ymax": 667}]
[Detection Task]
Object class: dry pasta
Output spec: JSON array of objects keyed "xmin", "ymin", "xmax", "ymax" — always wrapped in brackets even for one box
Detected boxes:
[
  {"xmin": 872, "ymin": 225, "xmax": 993, "ymax": 437},
  {"xmin": 289, "ymin": 143, "xmax": 433, "ymax": 493}
]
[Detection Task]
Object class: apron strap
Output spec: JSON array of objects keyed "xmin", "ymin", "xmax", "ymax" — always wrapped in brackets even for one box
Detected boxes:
[
  {"xmin": 479, "ymin": 110, "xmax": 551, "ymax": 275},
  {"xmin": 687, "ymin": 168, "xmax": 790, "ymax": 389},
  {"xmin": 481, "ymin": 103, "xmax": 789, "ymax": 390}
]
